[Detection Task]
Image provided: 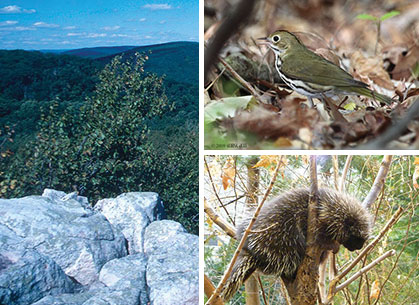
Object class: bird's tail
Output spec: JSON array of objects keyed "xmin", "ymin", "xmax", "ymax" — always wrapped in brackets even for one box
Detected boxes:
[
  {"xmin": 350, "ymin": 87, "xmax": 394, "ymax": 105},
  {"xmin": 221, "ymin": 252, "xmax": 257, "ymax": 301}
]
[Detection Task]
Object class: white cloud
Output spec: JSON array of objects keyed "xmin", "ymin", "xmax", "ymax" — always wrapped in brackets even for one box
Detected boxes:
[
  {"xmin": 14, "ymin": 26, "xmax": 34, "ymax": 31},
  {"xmin": 67, "ymin": 32, "xmax": 82, "ymax": 36},
  {"xmin": 34, "ymin": 22, "xmax": 59, "ymax": 28},
  {"xmin": 142, "ymin": 4, "xmax": 172, "ymax": 10},
  {"xmin": 159, "ymin": 20, "xmax": 167, "ymax": 24},
  {"xmin": 111, "ymin": 34, "xmax": 128, "ymax": 37},
  {"xmin": 0, "ymin": 20, "xmax": 18, "ymax": 26},
  {"xmin": 102, "ymin": 25, "xmax": 120, "ymax": 31},
  {"xmin": 87, "ymin": 33, "xmax": 107, "ymax": 38},
  {"xmin": 63, "ymin": 26, "xmax": 76, "ymax": 30},
  {"xmin": 139, "ymin": 18, "xmax": 146, "ymax": 22},
  {"xmin": 0, "ymin": 5, "xmax": 36, "ymax": 14},
  {"xmin": 144, "ymin": 35, "xmax": 152, "ymax": 39}
]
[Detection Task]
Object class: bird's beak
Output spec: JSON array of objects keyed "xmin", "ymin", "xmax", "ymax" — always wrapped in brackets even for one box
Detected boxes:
[{"xmin": 257, "ymin": 37, "xmax": 270, "ymax": 45}]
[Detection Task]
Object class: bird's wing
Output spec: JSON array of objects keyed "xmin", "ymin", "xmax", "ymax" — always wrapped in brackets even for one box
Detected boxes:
[{"xmin": 280, "ymin": 51, "xmax": 368, "ymax": 88}]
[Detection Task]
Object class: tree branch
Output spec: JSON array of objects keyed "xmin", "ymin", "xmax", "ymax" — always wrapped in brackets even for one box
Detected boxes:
[
  {"xmin": 327, "ymin": 206, "xmax": 404, "ymax": 302},
  {"xmin": 335, "ymin": 250, "xmax": 396, "ymax": 292},
  {"xmin": 206, "ymin": 157, "xmax": 283, "ymax": 305},
  {"xmin": 362, "ymin": 155, "xmax": 392, "ymax": 209},
  {"xmin": 204, "ymin": 198, "xmax": 236, "ymax": 239}
]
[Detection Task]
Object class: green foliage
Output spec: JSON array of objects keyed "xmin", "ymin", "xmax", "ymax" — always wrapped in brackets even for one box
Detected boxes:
[
  {"xmin": 356, "ymin": 10, "xmax": 400, "ymax": 21},
  {"xmin": 0, "ymin": 50, "xmax": 100, "ymax": 151},
  {"xmin": 1, "ymin": 53, "xmax": 198, "ymax": 234}
]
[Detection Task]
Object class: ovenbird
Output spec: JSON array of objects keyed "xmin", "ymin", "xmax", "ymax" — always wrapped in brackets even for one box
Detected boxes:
[{"xmin": 260, "ymin": 30, "xmax": 393, "ymax": 105}]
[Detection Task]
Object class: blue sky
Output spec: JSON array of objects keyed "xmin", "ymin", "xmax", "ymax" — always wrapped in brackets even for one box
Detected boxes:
[{"xmin": 0, "ymin": 0, "xmax": 198, "ymax": 49}]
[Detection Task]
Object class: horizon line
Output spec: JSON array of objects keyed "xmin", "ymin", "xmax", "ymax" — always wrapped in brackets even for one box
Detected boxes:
[{"xmin": 0, "ymin": 40, "xmax": 199, "ymax": 51}]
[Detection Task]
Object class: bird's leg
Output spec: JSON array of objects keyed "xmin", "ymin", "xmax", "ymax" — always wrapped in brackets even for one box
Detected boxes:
[{"xmin": 308, "ymin": 97, "xmax": 314, "ymax": 108}]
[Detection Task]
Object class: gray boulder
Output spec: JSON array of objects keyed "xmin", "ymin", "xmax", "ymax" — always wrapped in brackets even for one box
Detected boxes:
[
  {"xmin": 0, "ymin": 224, "xmax": 79, "ymax": 305},
  {"xmin": 0, "ymin": 194, "xmax": 127, "ymax": 286},
  {"xmin": 95, "ymin": 192, "xmax": 165, "ymax": 254},
  {"xmin": 144, "ymin": 220, "xmax": 198, "ymax": 305},
  {"xmin": 31, "ymin": 292, "xmax": 94, "ymax": 305}
]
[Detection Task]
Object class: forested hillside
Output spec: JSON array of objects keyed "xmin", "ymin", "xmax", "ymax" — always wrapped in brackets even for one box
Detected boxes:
[{"xmin": 0, "ymin": 42, "xmax": 198, "ymax": 233}]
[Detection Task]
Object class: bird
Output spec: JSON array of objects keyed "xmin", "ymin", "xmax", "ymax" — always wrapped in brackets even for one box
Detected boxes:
[{"xmin": 259, "ymin": 30, "xmax": 393, "ymax": 106}]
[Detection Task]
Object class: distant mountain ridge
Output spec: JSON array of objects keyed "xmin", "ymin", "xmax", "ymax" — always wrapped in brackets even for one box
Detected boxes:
[
  {"xmin": 62, "ymin": 41, "xmax": 198, "ymax": 84},
  {"xmin": 62, "ymin": 46, "xmax": 138, "ymax": 59},
  {"xmin": 100, "ymin": 41, "xmax": 198, "ymax": 84}
]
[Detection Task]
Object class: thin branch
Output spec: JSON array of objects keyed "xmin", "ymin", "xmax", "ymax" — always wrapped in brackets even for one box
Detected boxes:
[
  {"xmin": 257, "ymin": 275, "xmax": 269, "ymax": 305},
  {"xmin": 219, "ymin": 57, "xmax": 263, "ymax": 102},
  {"xmin": 205, "ymin": 274, "xmax": 225, "ymax": 305},
  {"xmin": 358, "ymin": 99, "xmax": 419, "ymax": 149},
  {"xmin": 362, "ymin": 155, "xmax": 393, "ymax": 209},
  {"xmin": 335, "ymin": 250, "xmax": 396, "ymax": 292},
  {"xmin": 204, "ymin": 198, "xmax": 236, "ymax": 239},
  {"xmin": 206, "ymin": 158, "xmax": 283, "ymax": 305},
  {"xmin": 327, "ymin": 206, "xmax": 404, "ymax": 302},
  {"xmin": 204, "ymin": 157, "xmax": 235, "ymax": 224},
  {"xmin": 332, "ymin": 156, "xmax": 339, "ymax": 190},
  {"xmin": 340, "ymin": 155, "xmax": 353, "ymax": 192}
]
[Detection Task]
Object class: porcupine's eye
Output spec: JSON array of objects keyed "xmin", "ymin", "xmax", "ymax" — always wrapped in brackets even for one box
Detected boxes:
[{"xmin": 343, "ymin": 235, "xmax": 366, "ymax": 251}]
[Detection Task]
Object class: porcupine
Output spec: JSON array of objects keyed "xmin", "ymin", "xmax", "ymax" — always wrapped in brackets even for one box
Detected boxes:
[{"xmin": 222, "ymin": 187, "xmax": 371, "ymax": 301}]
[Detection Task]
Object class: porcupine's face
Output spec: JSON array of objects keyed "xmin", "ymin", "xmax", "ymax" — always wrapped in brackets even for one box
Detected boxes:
[
  {"xmin": 340, "ymin": 213, "xmax": 370, "ymax": 251},
  {"xmin": 317, "ymin": 188, "xmax": 371, "ymax": 252}
]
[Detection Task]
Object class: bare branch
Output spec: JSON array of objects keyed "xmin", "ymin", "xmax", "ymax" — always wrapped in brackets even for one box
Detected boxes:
[
  {"xmin": 205, "ymin": 274, "xmax": 225, "ymax": 305},
  {"xmin": 204, "ymin": 198, "xmax": 236, "ymax": 239},
  {"xmin": 362, "ymin": 156, "xmax": 393, "ymax": 209},
  {"xmin": 206, "ymin": 157, "xmax": 283, "ymax": 305},
  {"xmin": 204, "ymin": 157, "xmax": 235, "ymax": 224},
  {"xmin": 219, "ymin": 57, "xmax": 263, "ymax": 102},
  {"xmin": 340, "ymin": 155, "xmax": 353, "ymax": 192},
  {"xmin": 336, "ymin": 250, "xmax": 396, "ymax": 292},
  {"xmin": 327, "ymin": 206, "xmax": 404, "ymax": 301},
  {"xmin": 358, "ymin": 99, "xmax": 419, "ymax": 149}
]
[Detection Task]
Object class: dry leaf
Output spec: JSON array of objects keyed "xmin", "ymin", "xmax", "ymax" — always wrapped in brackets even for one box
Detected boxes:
[
  {"xmin": 351, "ymin": 51, "xmax": 394, "ymax": 90},
  {"xmin": 221, "ymin": 157, "xmax": 236, "ymax": 190},
  {"xmin": 370, "ymin": 280, "xmax": 381, "ymax": 300}
]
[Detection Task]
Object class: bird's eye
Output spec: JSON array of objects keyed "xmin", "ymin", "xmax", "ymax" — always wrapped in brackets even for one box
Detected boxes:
[{"xmin": 272, "ymin": 35, "xmax": 280, "ymax": 42}]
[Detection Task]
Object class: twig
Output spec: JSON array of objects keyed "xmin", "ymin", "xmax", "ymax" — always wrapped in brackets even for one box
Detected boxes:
[
  {"xmin": 326, "ymin": 206, "xmax": 404, "ymax": 302},
  {"xmin": 257, "ymin": 275, "xmax": 269, "ymax": 305},
  {"xmin": 204, "ymin": 67, "xmax": 226, "ymax": 93},
  {"xmin": 219, "ymin": 57, "xmax": 264, "ymax": 102},
  {"xmin": 340, "ymin": 155, "xmax": 353, "ymax": 192},
  {"xmin": 204, "ymin": 198, "xmax": 236, "ymax": 239},
  {"xmin": 335, "ymin": 250, "xmax": 396, "ymax": 292},
  {"xmin": 205, "ymin": 274, "xmax": 225, "ymax": 305},
  {"xmin": 206, "ymin": 158, "xmax": 283, "ymax": 305},
  {"xmin": 204, "ymin": 0, "xmax": 257, "ymax": 82},
  {"xmin": 362, "ymin": 155, "xmax": 392, "ymax": 209},
  {"xmin": 358, "ymin": 99, "xmax": 419, "ymax": 149},
  {"xmin": 204, "ymin": 157, "xmax": 235, "ymax": 225}
]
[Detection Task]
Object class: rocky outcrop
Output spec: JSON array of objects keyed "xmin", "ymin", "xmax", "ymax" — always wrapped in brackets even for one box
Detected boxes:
[
  {"xmin": 0, "ymin": 193, "xmax": 127, "ymax": 286},
  {"xmin": 0, "ymin": 224, "xmax": 80, "ymax": 305},
  {"xmin": 145, "ymin": 220, "xmax": 199, "ymax": 305},
  {"xmin": 95, "ymin": 192, "xmax": 165, "ymax": 254},
  {"xmin": 0, "ymin": 190, "xmax": 198, "ymax": 305}
]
